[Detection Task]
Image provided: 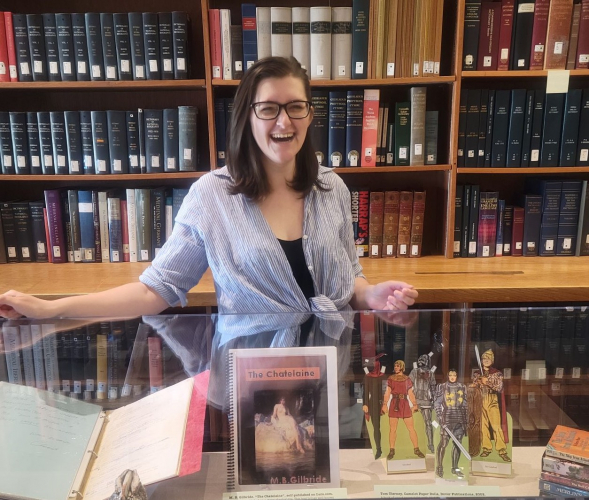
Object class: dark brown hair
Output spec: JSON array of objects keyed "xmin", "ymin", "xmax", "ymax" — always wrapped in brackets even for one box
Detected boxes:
[{"xmin": 226, "ymin": 57, "xmax": 324, "ymax": 201}]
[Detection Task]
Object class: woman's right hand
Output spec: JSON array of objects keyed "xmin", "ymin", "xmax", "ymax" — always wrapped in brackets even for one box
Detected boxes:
[{"xmin": 0, "ymin": 290, "xmax": 55, "ymax": 319}]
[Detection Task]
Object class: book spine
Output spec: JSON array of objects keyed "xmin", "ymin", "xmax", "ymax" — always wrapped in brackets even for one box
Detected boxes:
[
  {"xmin": 559, "ymin": 88, "xmax": 583, "ymax": 166},
  {"xmin": 256, "ymin": 7, "xmax": 271, "ymax": 60},
  {"xmin": 9, "ymin": 111, "xmax": 29, "ymax": 174},
  {"xmin": 85, "ymin": 12, "xmax": 104, "ymax": 81},
  {"xmin": 36, "ymin": 111, "xmax": 53, "ymax": 174},
  {"xmin": 467, "ymin": 185, "xmax": 480, "ymax": 257},
  {"xmin": 544, "ymin": 0, "xmax": 574, "ymax": 70},
  {"xmin": 511, "ymin": 206, "xmax": 524, "ymax": 255},
  {"xmin": 163, "ymin": 108, "xmax": 179, "ymax": 172},
  {"xmin": 126, "ymin": 111, "xmax": 140, "ymax": 174},
  {"xmin": 148, "ymin": 336, "xmax": 164, "ymax": 393},
  {"xmin": 143, "ymin": 12, "xmax": 161, "ymax": 80},
  {"xmin": 541, "ymin": 92, "xmax": 566, "ymax": 166},
  {"xmin": 42, "ymin": 13, "xmax": 60, "ymax": 81},
  {"xmin": 71, "ymin": 12, "xmax": 90, "ymax": 81},
  {"xmin": 309, "ymin": 6, "xmax": 330, "ymax": 79},
  {"xmin": 128, "ymin": 12, "xmax": 146, "ymax": 80},
  {"xmin": 96, "ymin": 327, "xmax": 107, "ymax": 399},
  {"xmin": 99, "ymin": 13, "xmax": 117, "ymax": 80},
  {"xmin": 529, "ymin": 88, "xmax": 545, "ymax": 166},
  {"xmin": 29, "ymin": 324, "xmax": 46, "ymax": 389},
  {"xmin": 361, "ymin": 89, "xmax": 380, "ymax": 167},
  {"xmin": 107, "ymin": 196, "xmax": 122, "ymax": 262},
  {"xmin": 126, "ymin": 189, "xmax": 138, "ymax": 262},
  {"xmin": 463, "ymin": 0, "xmax": 482, "ymax": 70},
  {"xmin": 476, "ymin": 91, "xmax": 488, "ymax": 167},
  {"xmin": 79, "ymin": 110, "xmax": 94, "ymax": 174},
  {"xmin": 557, "ymin": 180, "xmax": 582, "ymax": 255},
  {"xmin": 78, "ymin": 190, "xmax": 95, "ymax": 262},
  {"xmin": 106, "ymin": 110, "xmax": 129, "ymax": 174},
  {"xmin": 292, "ymin": 7, "xmax": 310, "ymax": 73},
  {"xmin": 577, "ymin": 0, "xmax": 589, "ymax": 68},
  {"xmin": 410, "ymin": 191, "xmax": 426, "ymax": 257},
  {"xmin": 144, "ymin": 109, "xmax": 163, "ymax": 173},
  {"xmin": 12, "ymin": 13, "xmax": 33, "ymax": 82},
  {"xmin": 151, "ymin": 187, "xmax": 165, "ymax": 257},
  {"xmin": 138, "ymin": 108, "xmax": 146, "ymax": 172},
  {"xmin": 539, "ymin": 478, "xmax": 589, "ymax": 496},
  {"xmin": 491, "ymin": 90, "xmax": 511, "ymax": 167},
  {"xmin": 178, "ymin": 106, "xmax": 197, "ymax": 171},
  {"xmin": 91, "ymin": 111, "xmax": 110, "ymax": 174},
  {"xmin": 478, "ymin": 2, "xmax": 501, "ymax": 69},
  {"xmin": 172, "ymin": 11, "xmax": 188, "ymax": 79},
  {"xmin": 520, "ymin": 90, "xmax": 535, "ymax": 167},
  {"xmin": 382, "ymin": 190, "xmax": 400, "ymax": 257},
  {"xmin": 327, "ymin": 91, "xmax": 347, "ymax": 167},
  {"xmin": 368, "ymin": 191, "xmax": 384, "ymax": 258},
  {"xmin": 523, "ymin": 194, "xmax": 542, "ymax": 256},
  {"xmin": 12, "ymin": 201, "xmax": 35, "ymax": 262},
  {"xmin": 230, "ymin": 24, "xmax": 244, "ymax": 80},
  {"xmin": 135, "ymin": 188, "xmax": 152, "ymax": 261},
  {"xmin": 4, "ymin": 12, "xmax": 18, "ymax": 81},
  {"xmin": 64, "ymin": 110, "xmax": 83, "ymax": 174},
  {"xmin": 465, "ymin": 88, "xmax": 481, "ymax": 167},
  {"xmin": 0, "ymin": 13, "xmax": 10, "ymax": 82},
  {"xmin": 352, "ymin": 0, "xmax": 370, "ymax": 79},
  {"xmin": 113, "ymin": 12, "xmax": 132, "ymax": 81},
  {"xmin": 529, "ymin": 0, "xmax": 550, "ymax": 69},
  {"xmin": 158, "ymin": 12, "xmax": 174, "ymax": 79},
  {"xmin": 397, "ymin": 191, "xmax": 413, "ymax": 257},
  {"xmin": 511, "ymin": 0, "xmax": 535, "ymax": 70},
  {"xmin": 50, "ymin": 111, "xmax": 69, "ymax": 174},
  {"xmin": 332, "ymin": 7, "xmax": 352, "ymax": 79},
  {"xmin": 26, "ymin": 14, "xmax": 48, "ymax": 81},
  {"xmin": 43, "ymin": 190, "xmax": 67, "ymax": 263},
  {"xmin": 55, "ymin": 13, "xmax": 76, "ymax": 81},
  {"xmin": 310, "ymin": 90, "xmax": 329, "ymax": 167},
  {"xmin": 506, "ymin": 88, "xmax": 527, "ymax": 167},
  {"xmin": 344, "ymin": 90, "xmax": 364, "ymax": 167},
  {"xmin": 3, "ymin": 325, "xmax": 23, "ymax": 384},
  {"xmin": 98, "ymin": 191, "xmax": 110, "ymax": 262},
  {"xmin": 410, "ymin": 87, "xmax": 426, "ymax": 166},
  {"xmin": 538, "ymin": 180, "xmax": 562, "ymax": 256},
  {"xmin": 29, "ymin": 201, "xmax": 48, "ymax": 262}
]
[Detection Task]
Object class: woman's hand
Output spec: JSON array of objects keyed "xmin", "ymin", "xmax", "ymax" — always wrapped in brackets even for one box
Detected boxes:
[
  {"xmin": 0, "ymin": 290, "xmax": 55, "ymax": 319},
  {"xmin": 365, "ymin": 281, "xmax": 418, "ymax": 311}
]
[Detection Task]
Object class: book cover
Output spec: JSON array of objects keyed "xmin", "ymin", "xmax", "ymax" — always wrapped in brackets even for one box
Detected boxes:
[
  {"xmin": 510, "ymin": 0, "xmax": 535, "ymax": 70},
  {"xmin": 310, "ymin": 90, "xmax": 329, "ymax": 167},
  {"xmin": 368, "ymin": 191, "xmax": 384, "ymax": 258},
  {"xmin": 397, "ymin": 191, "xmax": 413, "ymax": 257},
  {"xmin": 327, "ymin": 91, "xmax": 346, "ymax": 167},
  {"xmin": 463, "ymin": 0, "xmax": 482, "ymax": 70},
  {"xmin": 143, "ymin": 12, "xmax": 161, "ymax": 80},
  {"xmin": 331, "ymin": 7, "xmax": 352, "ymax": 79},
  {"xmin": 410, "ymin": 191, "xmax": 426, "ymax": 257},
  {"xmin": 128, "ymin": 12, "xmax": 146, "ymax": 80},
  {"xmin": 158, "ymin": 12, "xmax": 174, "ymax": 79},
  {"xmin": 506, "ymin": 89, "xmax": 527, "ymax": 167},
  {"xmin": 497, "ymin": 0, "xmax": 515, "ymax": 70},
  {"xmin": 528, "ymin": 0, "xmax": 550, "ymax": 69},
  {"xmin": 228, "ymin": 347, "xmax": 339, "ymax": 490},
  {"xmin": 26, "ymin": 14, "xmax": 47, "ymax": 81},
  {"xmin": 544, "ymin": 0, "xmax": 574, "ymax": 69},
  {"xmin": 352, "ymin": 0, "xmax": 370, "ymax": 79},
  {"xmin": 382, "ymin": 190, "xmax": 400, "ymax": 257},
  {"xmin": 172, "ymin": 11, "xmax": 188, "ymax": 79},
  {"xmin": 71, "ymin": 13, "xmax": 90, "ymax": 81},
  {"xmin": 64, "ymin": 111, "xmax": 83, "ymax": 174},
  {"xmin": 477, "ymin": 191, "xmax": 498, "ymax": 257},
  {"xmin": 309, "ymin": 7, "xmax": 330, "ymax": 79},
  {"xmin": 242, "ymin": 4, "xmax": 258, "ymax": 71}
]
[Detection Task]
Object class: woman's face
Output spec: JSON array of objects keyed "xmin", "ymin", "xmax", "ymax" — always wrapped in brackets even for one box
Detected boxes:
[{"xmin": 249, "ymin": 76, "xmax": 312, "ymax": 173}]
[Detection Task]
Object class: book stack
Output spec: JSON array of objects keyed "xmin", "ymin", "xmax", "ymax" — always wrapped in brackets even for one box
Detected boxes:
[
  {"xmin": 539, "ymin": 425, "xmax": 589, "ymax": 498},
  {"xmin": 454, "ymin": 179, "xmax": 589, "ymax": 258},
  {"xmin": 0, "ymin": 11, "xmax": 189, "ymax": 82},
  {"xmin": 463, "ymin": 0, "xmax": 589, "ymax": 71},
  {"xmin": 350, "ymin": 188, "xmax": 426, "ymax": 258}
]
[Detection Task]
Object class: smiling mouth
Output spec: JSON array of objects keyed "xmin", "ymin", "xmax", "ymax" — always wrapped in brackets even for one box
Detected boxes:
[{"xmin": 271, "ymin": 133, "xmax": 294, "ymax": 142}]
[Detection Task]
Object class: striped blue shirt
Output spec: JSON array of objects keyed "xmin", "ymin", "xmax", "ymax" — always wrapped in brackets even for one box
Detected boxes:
[{"xmin": 140, "ymin": 166, "xmax": 364, "ymax": 315}]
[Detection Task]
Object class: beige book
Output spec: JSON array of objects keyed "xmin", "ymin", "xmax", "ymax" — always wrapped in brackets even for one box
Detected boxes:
[
  {"xmin": 270, "ymin": 7, "xmax": 293, "ymax": 59},
  {"xmin": 332, "ymin": 7, "xmax": 353, "ymax": 79},
  {"xmin": 292, "ymin": 7, "xmax": 311, "ymax": 72},
  {"xmin": 433, "ymin": 0, "xmax": 444, "ymax": 75},
  {"xmin": 412, "ymin": 0, "xmax": 423, "ymax": 76},
  {"xmin": 410, "ymin": 86, "xmax": 427, "ymax": 166},
  {"xmin": 310, "ymin": 6, "xmax": 331, "ymax": 79},
  {"xmin": 256, "ymin": 7, "xmax": 272, "ymax": 59},
  {"xmin": 384, "ymin": 0, "xmax": 399, "ymax": 77},
  {"xmin": 374, "ymin": 0, "xmax": 386, "ymax": 78}
]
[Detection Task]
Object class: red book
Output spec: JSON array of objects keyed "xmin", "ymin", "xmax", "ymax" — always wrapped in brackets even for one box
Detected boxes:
[
  {"xmin": 0, "ymin": 12, "xmax": 10, "ymax": 82},
  {"xmin": 3, "ymin": 12, "xmax": 17, "ymax": 81},
  {"xmin": 529, "ymin": 0, "xmax": 550, "ymax": 70},
  {"xmin": 477, "ymin": 191, "xmax": 498, "ymax": 257},
  {"xmin": 382, "ymin": 191, "xmax": 400, "ymax": 258},
  {"xmin": 208, "ymin": 9, "xmax": 222, "ymax": 79},
  {"xmin": 576, "ymin": 0, "xmax": 589, "ymax": 69},
  {"xmin": 120, "ymin": 199, "xmax": 130, "ymax": 262},
  {"xmin": 511, "ymin": 206, "xmax": 525, "ymax": 256},
  {"xmin": 496, "ymin": 0, "xmax": 515, "ymax": 71},
  {"xmin": 360, "ymin": 312, "xmax": 376, "ymax": 361},
  {"xmin": 477, "ymin": 2, "xmax": 501, "ymax": 70},
  {"xmin": 148, "ymin": 336, "xmax": 164, "ymax": 393},
  {"xmin": 355, "ymin": 188, "xmax": 370, "ymax": 257},
  {"xmin": 368, "ymin": 191, "xmax": 384, "ymax": 258},
  {"xmin": 397, "ymin": 191, "xmax": 413, "ymax": 257},
  {"xmin": 361, "ymin": 89, "xmax": 380, "ymax": 167},
  {"xmin": 410, "ymin": 191, "xmax": 426, "ymax": 258}
]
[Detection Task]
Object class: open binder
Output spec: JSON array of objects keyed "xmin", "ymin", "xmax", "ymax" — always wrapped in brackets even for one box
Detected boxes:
[{"xmin": 0, "ymin": 369, "xmax": 209, "ymax": 500}]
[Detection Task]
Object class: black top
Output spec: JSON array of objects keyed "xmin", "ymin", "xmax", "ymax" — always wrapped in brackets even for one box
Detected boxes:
[{"xmin": 277, "ymin": 237, "xmax": 315, "ymax": 345}]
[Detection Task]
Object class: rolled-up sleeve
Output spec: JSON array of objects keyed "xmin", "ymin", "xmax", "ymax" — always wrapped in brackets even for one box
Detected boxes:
[{"xmin": 139, "ymin": 185, "xmax": 209, "ymax": 307}]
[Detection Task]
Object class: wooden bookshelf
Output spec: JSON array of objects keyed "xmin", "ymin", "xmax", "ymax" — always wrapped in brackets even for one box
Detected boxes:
[{"xmin": 3, "ymin": 257, "xmax": 588, "ymax": 306}]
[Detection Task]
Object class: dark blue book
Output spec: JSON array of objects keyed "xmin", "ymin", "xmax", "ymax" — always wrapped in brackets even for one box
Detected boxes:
[
  {"xmin": 351, "ymin": 0, "xmax": 369, "ymax": 79},
  {"xmin": 327, "ymin": 91, "xmax": 347, "ymax": 167},
  {"xmin": 143, "ymin": 12, "xmax": 161, "ymax": 80},
  {"xmin": 12, "ymin": 202, "xmax": 35, "ymax": 262},
  {"xmin": 476, "ymin": 89, "xmax": 488, "ymax": 167},
  {"xmin": 85, "ymin": 13, "xmax": 105, "ymax": 81},
  {"xmin": 457, "ymin": 90, "xmax": 468, "ymax": 167},
  {"xmin": 29, "ymin": 200, "xmax": 48, "ymax": 262},
  {"xmin": 100, "ymin": 13, "xmax": 118, "ymax": 80},
  {"xmin": 113, "ymin": 13, "xmax": 132, "ymax": 81},
  {"xmin": 37, "ymin": 112, "xmax": 55, "ymax": 175},
  {"xmin": 529, "ymin": 89, "xmax": 545, "ymax": 167},
  {"xmin": 144, "ymin": 109, "xmax": 163, "ymax": 173},
  {"xmin": 91, "ymin": 111, "xmax": 110, "ymax": 174},
  {"xmin": 71, "ymin": 13, "xmax": 90, "ymax": 81},
  {"xmin": 530, "ymin": 179, "xmax": 562, "ymax": 257},
  {"xmin": 12, "ymin": 14, "xmax": 33, "ymax": 82},
  {"xmin": 491, "ymin": 90, "xmax": 510, "ymax": 167},
  {"xmin": 0, "ymin": 113, "xmax": 16, "ymax": 171},
  {"xmin": 128, "ymin": 12, "xmax": 146, "ymax": 80},
  {"xmin": 77, "ymin": 190, "xmax": 96, "ymax": 262},
  {"xmin": 495, "ymin": 199, "xmax": 506, "ymax": 256},
  {"xmin": 172, "ymin": 12, "xmax": 188, "ymax": 79},
  {"xmin": 42, "ymin": 13, "xmax": 61, "ymax": 81},
  {"xmin": 178, "ymin": 106, "xmax": 197, "ymax": 171},
  {"xmin": 506, "ymin": 89, "xmax": 527, "ymax": 167},
  {"xmin": 522, "ymin": 193, "xmax": 542, "ymax": 256},
  {"xmin": 50, "ymin": 111, "xmax": 69, "ymax": 174},
  {"xmin": 9, "ymin": 112, "xmax": 29, "ymax": 174},
  {"xmin": 510, "ymin": 0, "xmax": 535, "ymax": 70},
  {"xmin": 64, "ymin": 111, "xmax": 83, "ymax": 174},
  {"xmin": 345, "ymin": 90, "xmax": 363, "ymax": 167},
  {"xmin": 107, "ymin": 196, "xmax": 123, "ymax": 262},
  {"xmin": 577, "ymin": 89, "xmax": 589, "ymax": 166},
  {"xmin": 464, "ymin": 88, "xmax": 481, "ymax": 167},
  {"xmin": 468, "ymin": 184, "xmax": 480, "ymax": 257},
  {"xmin": 26, "ymin": 112, "xmax": 42, "ymax": 174},
  {"xmin": 461, "ymin": 184, "xmax": 472, "ymax": 257},
  {"xmin": 557, "ymin": 180, "xmax": 582, "ymax": 256},
  {"xmin": 540, "ymin": 93, "xmax": 565, "ymax": 167},
  {"xmin": 559, "ymin": 89, "xmax": 583, "ymax": 166},
  {"xmin": 520, "ymin": 90, "xmax": 534, "ymax": 167},
  {"xmin": 163, "ymin": 108, "xmax": 179, "ymax": 172},
  {"xmin": 483, "ymin": 90, "xmax": 495, "ymax": 167},
  {"xmin": 79, "ymin": 111, "xmax": 95, "ymax": 174},
  {"xmin": 158, "ymin": 12, "xmax": 174, "ymax": 80},
  {"xmin": 26, "ymin": 14, "xmax": 47, "ymax": 81},
  {"xmin": 55, "ymin": 13, "xmax": 76, "ymax": 81},
  {"xmin": 214, "ymin": 98, "xmax": 227, "ymax": 167},
  {"xmin": 463, "ymin": 0, "xmax": 481, "ymax": 70},
  {"xmin": 241, "ymin": 4, "xmax": 258, "ymax": 72},
  {"xmin": 106, "ymin": 110, "xmax": 129, "ymax": 174},
  {"xmin": 310, "ymin": 90, "xmax": 329, "ymax": 167},
  {"xmin": 126, "ymin": 111, "xmax": 140, "ymax": 174}
]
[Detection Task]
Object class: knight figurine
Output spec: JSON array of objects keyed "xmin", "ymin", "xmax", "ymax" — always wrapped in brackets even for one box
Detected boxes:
[{"xmin": 409, "ymin": 353, "xmax": 437, "ymax": 453}]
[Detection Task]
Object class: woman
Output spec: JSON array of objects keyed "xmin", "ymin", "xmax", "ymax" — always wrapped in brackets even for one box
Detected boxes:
[
  {"xmin": 0, "ymin": 57, "xmax": 418, "ymax": 320},
  {"xmin": 271, "ymin": 397, "xmax": 305, "ymax": 453}
]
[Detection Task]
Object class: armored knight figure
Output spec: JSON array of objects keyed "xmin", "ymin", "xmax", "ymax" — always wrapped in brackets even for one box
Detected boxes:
[
  {"xmin": 409, "ymin": 353, "xmax": 437, "ymax": 453},
  {"xmin": 434, "ymin": 369, "xmax": 468, "ymax": 478}
]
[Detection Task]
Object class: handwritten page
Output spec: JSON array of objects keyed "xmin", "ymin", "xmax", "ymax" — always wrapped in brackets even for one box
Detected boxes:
[
  {"xmin": 82, "ymin": 376, "xmax": 194, "ymax": 500},
  {"xmin": 0, "ymin": 382, "xmax": 103, "ymax": 500}
]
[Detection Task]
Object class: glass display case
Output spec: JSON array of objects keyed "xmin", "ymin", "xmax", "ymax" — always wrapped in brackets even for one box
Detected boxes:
[{"xmin": 0, "ymin": 306, "xmax": 587, "ymax": 499}]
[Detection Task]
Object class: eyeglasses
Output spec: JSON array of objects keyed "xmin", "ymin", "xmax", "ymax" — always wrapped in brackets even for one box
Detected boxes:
[{"xmin": 250, "ymin": 100, "xmax": 312, "ymax": 120}]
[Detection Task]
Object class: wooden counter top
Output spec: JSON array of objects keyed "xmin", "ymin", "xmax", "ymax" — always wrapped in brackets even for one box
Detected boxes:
[{"xmin": 1, "ymin": 256, "xmax": 589, "ymax": 306}]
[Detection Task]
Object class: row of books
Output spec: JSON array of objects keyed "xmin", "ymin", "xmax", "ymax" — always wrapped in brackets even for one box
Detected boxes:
[
  {"xmin": 0, "ymin": 107, "xmax": 198, "ymax": 176},
  {"xmin": 0, "ymin": 187, "xmax": 189, "ymax": 264},
  {"xmin": 351, "ymin": 189, "xmax": 426, "ymax": 258},
  {"xmin": 465, "ymin": 307, "xmax": 589, "ymax": 376},
  {"xmin": 458, "ymin": 88, "xmax": 589, "ymax": 169},
  {"xmin": 0, "ymin": 11, "xmax": 189, "ymax": 82},
  {"xmin": 463, "ymin": 0, "xmax": 589, "ymax": 71},
  {"xmin": 454, "ymin": 180, "xmax": 589, "ymax": 258},
  {"xmin": 0, "ymin": 320, "xmax": 185, "ymax": 401},
  {"xmin": 539, "ymin": 426, "xmax": 589, "ymax": 498}
]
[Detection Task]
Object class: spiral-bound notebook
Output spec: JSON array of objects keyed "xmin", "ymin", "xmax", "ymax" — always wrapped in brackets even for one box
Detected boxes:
[
  {"xmin": 228, "ymin": 346, "xmax": 340, "ymax": 490},
  {"xmin": 0, "ymin": 370, "xmax": 209, "ymax": 500}
]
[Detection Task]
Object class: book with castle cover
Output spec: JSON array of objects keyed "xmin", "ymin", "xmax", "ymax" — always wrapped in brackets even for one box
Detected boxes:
[
  {"xmin": 228, "ymin": 347, "xmax": 339, "ymax": 491},
  {"xmin": 0, "ymin": 370, "xmax": 209, "ymax": 500}
]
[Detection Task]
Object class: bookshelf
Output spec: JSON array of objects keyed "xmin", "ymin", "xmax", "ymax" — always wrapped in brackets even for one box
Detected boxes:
[{"xmin": 2, "ymin": 0, "xmax": 589, "ymax": 305}]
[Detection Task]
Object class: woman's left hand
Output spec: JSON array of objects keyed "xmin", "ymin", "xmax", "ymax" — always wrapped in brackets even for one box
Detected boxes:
[{"xmin": 365, "ymin": 281, "xmax": 418, "ymax": 311}]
